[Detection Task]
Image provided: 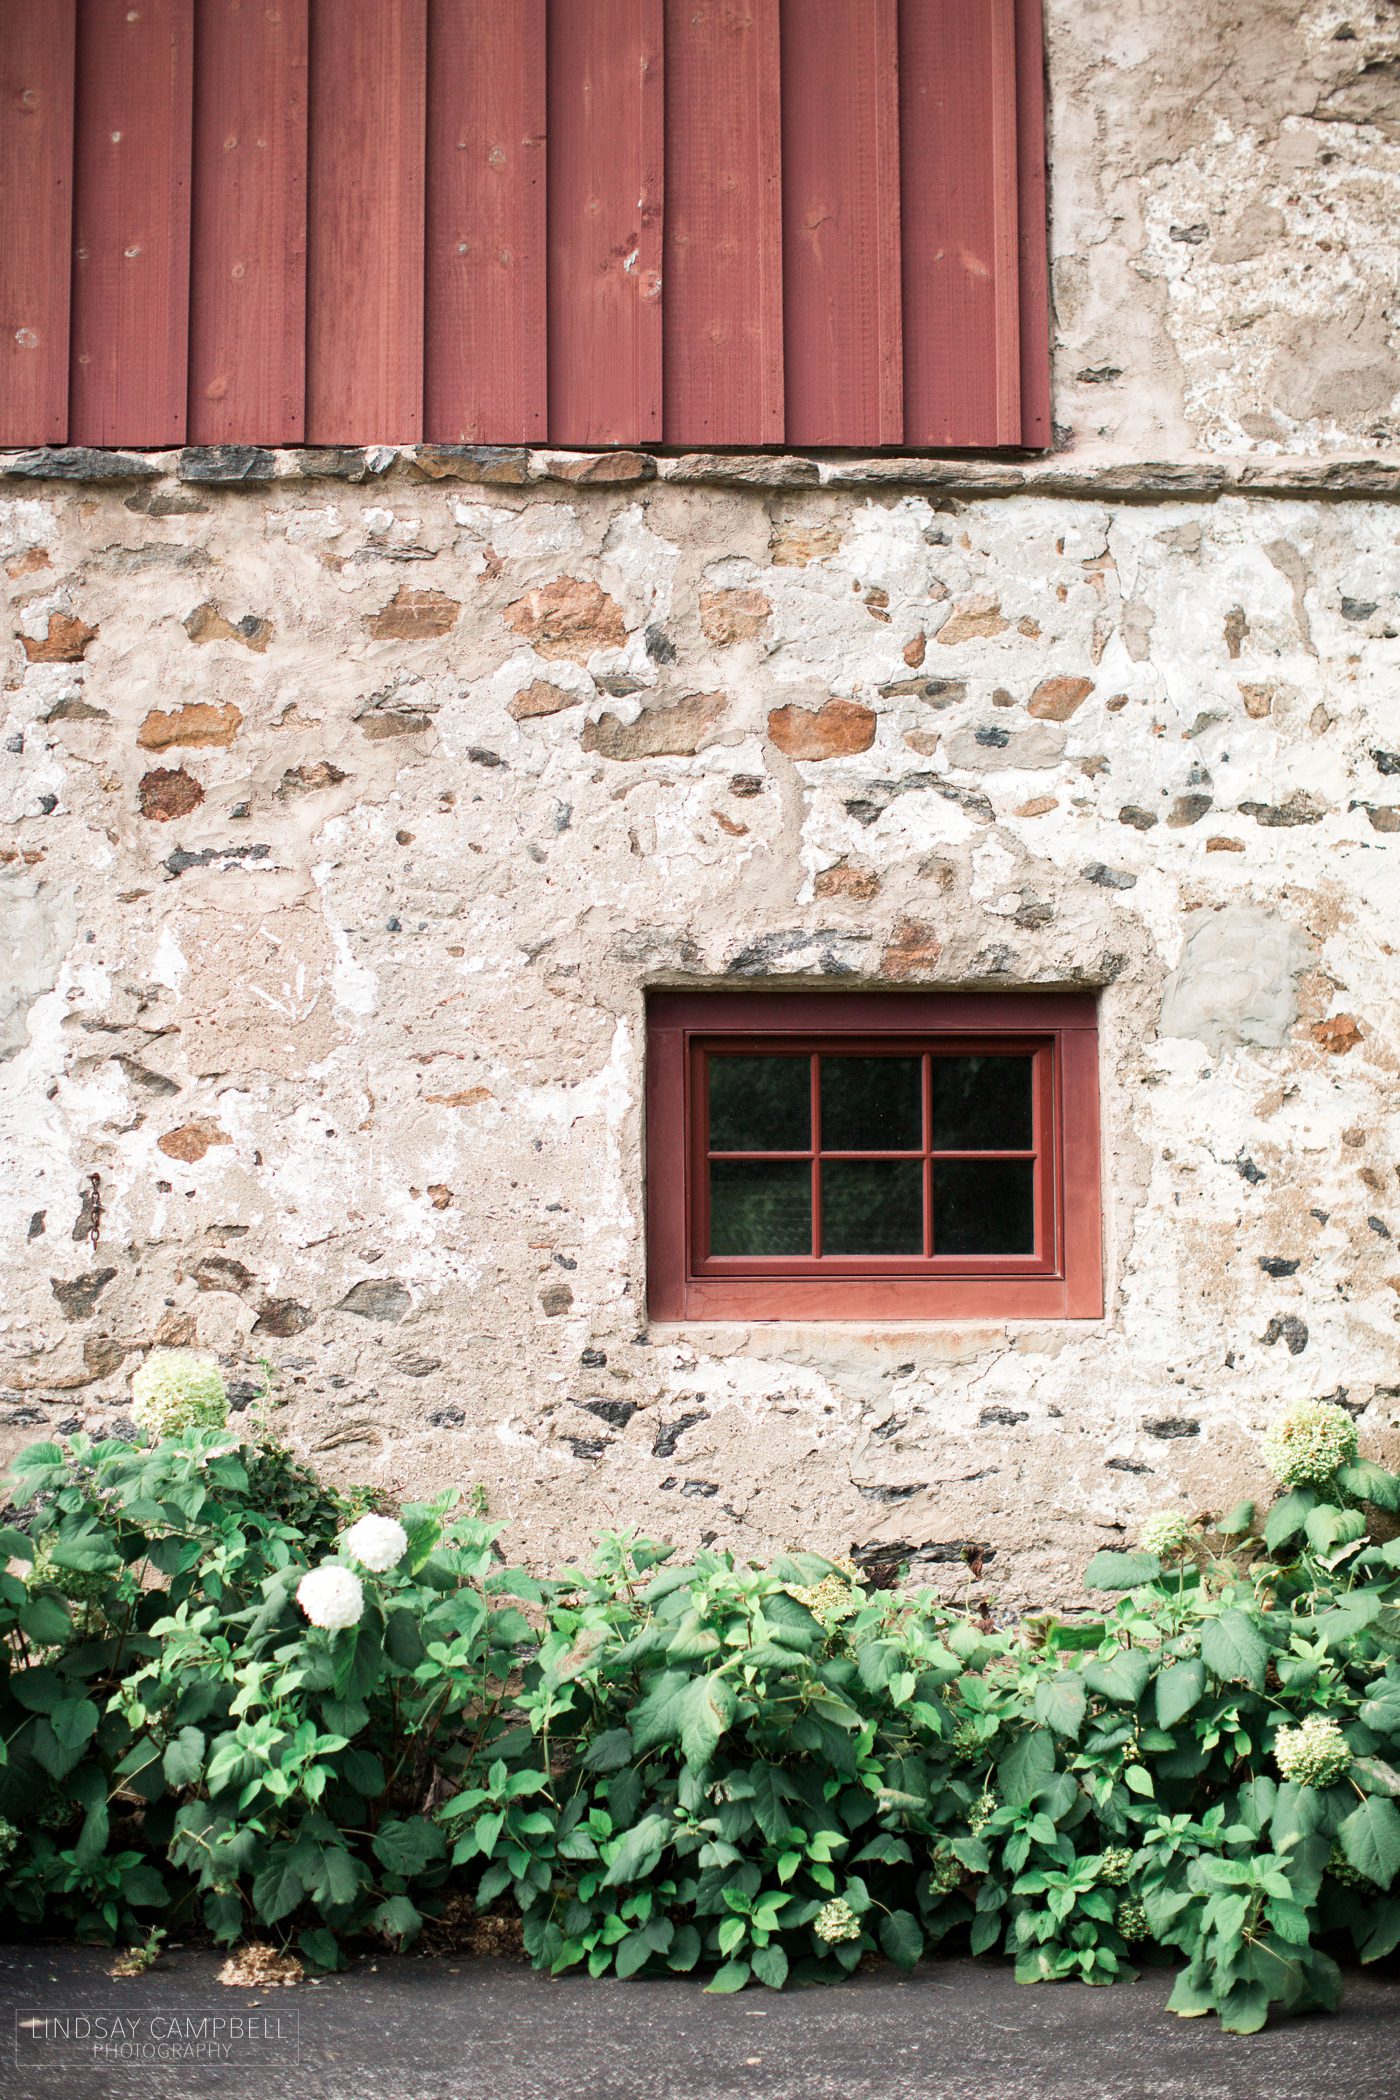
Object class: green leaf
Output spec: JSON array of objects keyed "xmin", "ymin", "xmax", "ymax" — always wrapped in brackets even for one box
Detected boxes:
[
  {"xmin": 1155, "ymin": 1656, "xmax": 1207, "ymax": 1730},
  {"xmin": 253, "ymin": 1856, "xmax": 306, "ymax": 1925},
  {"xmin": 1264, "ymin": 1489, "xmax": 1314, "ymax": 1551},
  {"xmin": 1339, "ymin": 1797, "xmax": 1400, "ymax": 1891},
  {"xmin": 1219, "ymin": 1981, "xmax": 1270, "ymax": 2035},
  {"xmin": 1359, "ymin": 1898, "xmax": 1400, "ymax": 1964},
  {"xmin": 162, "ymin": 1726, "xmax": 205, "ymax": 1789},
  {"xmin": 630, "ymin": 1671, "xmax": 689, "ymax": 1755},
  {"xmin": 48, "ymin": 1697, "xmax": 98, "ymax": 1752},
  {"xmin": 19, "ymin": 1593, "xmax": 71, "ymax": 1645},
  {"xmin": 1304, "ymin": 1505, "xmax": 1366, "ymax": 1558},
  {"xmin": 1083, "ymin": 1550, "xmax": 1163, "ymax": 1592},
  {"xmin": 1033, "ymin": 1674, "xmax": 1086, "ymax": 1740},
  {"xmin": 372, "ymin": 1896, "xmax": 422, "ymax": 1944},
  {"xmin": 299, "ymin": 1927, "xmax": 343, "ymax": 1973},
  {"xmin": 1339, "ymin": 1461, "xmax": 1400, "ymax": 1513},
  {"xmin": 1201, "ymin": 1610, "xmax": 1268, "ymax": 1691},
  {"xmin": 704, "ymin": 1959, "xmax": 750, "ymax": 1994},
  {"xmin": 750, "ymin": 1763, "xmax": 795, "ymax": 1845},
  {"xmin": 668, "ymin": 1924, "xmax": 702, "ymax": 1972},
  {"xmin": 879, "ymin": 1909, "xmax": 924, "ymax": 1971},
  {"xmin": 372, "ymin": 1816, "xmax": 446, "ymax": 1878},
  {"xmin": 615, "ymin": 1930, "xmax": 657, "ymax": 1979},
  {"xmin": 1219, "ymin": 1500, "xmax": 1256, "ymax": 1536},
  {"xmin": 342, "ymin": 1748, "xmax": 386, "ymax": 1797},
  {"xmin": 750, "ymin": 1943, "xmax": 789, "ymax": 1990},
  {"xmin": 50, "ymin": 1524, "xmax": 122, "ymax": 1576},
  {"xmin": 1166, "ymin": 1960, "xmax": 1217, "ymax": 2019},
  {"xmin": 998, "ymin": 1728, "xmax": 1056, "ymax": 1806},
  {"xmin": 602, "ymin": 1813, "xmax": 672, "ymax": 1890},
  {"xmin": 1083, "ymin": 1648, "xmax": 1152, "ymax": 1707},
  {"xmin": 678, "ymin": 1672, "xmax": 735, "ymax": 1768}
]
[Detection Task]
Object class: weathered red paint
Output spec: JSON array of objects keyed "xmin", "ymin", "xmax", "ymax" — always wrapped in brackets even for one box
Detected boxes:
[
  {"xmin": 780, "ymin": 0, "xmax": 903, "ymax": 449},
  {"xmin": 547, "ymin": 0, "xmax": 664, "ymax": 446},
  {"xmin": 662, "ymin": 0, "xmax": 783, "ymax": 446},
  {"xmin": 70, "ymin": 0, "xmax": 193, "ymax": 447},
  {"xmin": 647, "ymin": 991, "xmax": 1103, "ymax": 1322},
  {"xmin": 3, "ymin": 0, "xmax": 1049, "ymax": 451},
  {"xmin": 305, "ymin": 0, "xmax": 425, "ymax": 444},
  {"xmin": 426, "ymin": 0, "xmax": 547, "ymax": 443},
  {"xmin": 189, "ymin": 0, "xmax": 308, "ymax": 445},
  {"xmin": 0, "ymin": 0, "xmax": 75, "ymax": 447}
]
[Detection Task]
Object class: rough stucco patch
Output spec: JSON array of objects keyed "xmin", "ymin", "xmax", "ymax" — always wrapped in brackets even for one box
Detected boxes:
[{"xmin": 1159, "ymin": 907, "xmax": 1311, "ymax": 1054}]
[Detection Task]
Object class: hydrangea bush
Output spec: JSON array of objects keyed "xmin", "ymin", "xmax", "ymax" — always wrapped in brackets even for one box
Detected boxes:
[{"xmin": 2, "ymin": 1382, "xmax": 1400, "ymax": 2035}]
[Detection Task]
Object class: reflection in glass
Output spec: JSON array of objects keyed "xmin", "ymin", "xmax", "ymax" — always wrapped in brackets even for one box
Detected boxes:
[
  {"xmin": 709, "ymin": 1160, "xmax": 812, "ymax": 1256},
  {"xmin": 822, "ymin": 1160, "xmax": 924, "ymax": 1255},
  {"xmin": 708, "ymin": 1055, "xmax": 810, "ymax": 1152},
  {"xmin": 932, "ymin": 1056, "xmax": 1033, "ymax": 1151},
  {"xmin": 820, "ymin": 1056, "xmax": 922, "ymax": 1152},
  {"xmin": 933, "ymin": 1159, "xmax": 1035, "ymax": 1254}
]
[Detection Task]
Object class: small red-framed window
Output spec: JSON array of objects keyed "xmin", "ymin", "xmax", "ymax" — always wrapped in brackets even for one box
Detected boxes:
[{"xmin": 646, "ymin": 991, "xmax": 1102, "ymax": 1322}]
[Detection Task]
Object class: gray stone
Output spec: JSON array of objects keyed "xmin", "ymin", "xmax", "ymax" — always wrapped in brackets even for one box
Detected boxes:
[
  {"xmin": 336, "ymin": 1279, "xmax": 411, "ymax": 1322},
  {"xmin": 1263, "ymin": 1314, "xmax": 1309, "ymax": 1355},
  {"xmin": 1159, "ymin": 906, "xmax": 1309, "ymax": 1055},
  {"xmin": 1, "ymin": 447, "xmax": 161, "ymax": 480},
  {"xmin": 50, "ymin": 1268, "xmax": 117, "ymax": 1321},
  {"xmin": 178, "ymin": 447, "xmax": 277, "ymax": 484}
]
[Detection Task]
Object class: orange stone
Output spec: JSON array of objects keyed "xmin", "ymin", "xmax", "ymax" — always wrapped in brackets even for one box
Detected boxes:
[
  {"xmin": 1312, "ymin": 1015, "xmax": 1362, "ymax": 1055},
  {"xmin": 508, "ymin": 680, "xmax": 576, "ymax": 721},
  {"xmin": 366, "ymin": 586, "xmax": 461, "ymax": 642},
  {"xmin": 880, "ymin": 918, "xmax": 943, "ymax": 978},
  {"xmin": 21, "ymin": 611, "xmax": 97, "ymax": 663},
  {"xmin": 1027, "ymin": 675, "xmax": 1095, "ymax": 722},
  {"xmin": 137, "ymin": 701, "xmax": 243, "ymax": 750},
  {"xmin": 157, "ymin": 1120, "xmax": 230, "ymax": 1163},
  {"xmin": 503, "ymin": 576, "xmax": 628, "ymax": 659},
  {"xmin": 767, "ymin": 697, "xmax": 876, "ymax": 760},
  {"xmin": 936, "ymin": 594, "xmax": 1008, "ymax": 645},
  {"xmin": 138, "ymin": 768, "xmax": 204, "ymax": 820},
  {"xmin": 700, "ymin": 588, "xmax": 771, "ymax": 645}
]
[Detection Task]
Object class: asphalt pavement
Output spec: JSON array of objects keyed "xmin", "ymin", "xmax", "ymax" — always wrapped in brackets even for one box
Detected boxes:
[{"xmin": 2, "ymin": 1944, "xmax": 1397, "ymax": 2100}]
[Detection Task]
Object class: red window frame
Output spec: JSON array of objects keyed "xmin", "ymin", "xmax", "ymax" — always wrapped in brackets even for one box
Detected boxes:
[{"xmin": 646, "ymin": 990, "xmax": 1102, "ymax": 1322}]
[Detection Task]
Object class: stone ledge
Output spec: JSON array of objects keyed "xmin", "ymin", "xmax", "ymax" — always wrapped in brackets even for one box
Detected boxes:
[{"xmin": 3, "ymin": 443, "xmax": 1399, "ymax": 500}]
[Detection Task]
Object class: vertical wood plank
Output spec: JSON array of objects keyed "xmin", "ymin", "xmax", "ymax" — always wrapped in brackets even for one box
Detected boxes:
[
  {"xmin": 1014, "ymin": 0, "xmax": 1050, "ymax": 448},
  {"xmin": 306, "ymin": 0, "xmax": 425, "ymax": 444},
  {"xmin": 0, "ymin": 0, "xmax": 75, "ymax": 446},
  {"xmin": 900, "ymin": 0, "xmax": 1021, "ymax": 448},
  {"xmin": 425, "ymin": 0, "xmax": 545, "ymax": 443},
  {"xmin": 189, "ymin": 0, "xmax": 308, "ymax": 445},
  {"xmin": 547, "ymin": 0, "xmax": 663, "ymax": 448},
  {"xmin": 780, "ymin": 0, "xmax": 902, "ymax": 449},
  {"xmin": 662, "ymin": 0, "xmax": 782, "ymax": 446},
  {"xmin": 70, "ymin": 0, "xmax": 193, "ymax": 447}
]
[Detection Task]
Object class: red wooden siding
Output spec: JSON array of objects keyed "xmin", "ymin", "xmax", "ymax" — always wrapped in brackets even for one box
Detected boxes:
[
  {"xmin": 547, "ymin": 0, "xmax": 664, "ymax": 447},
  {"xmin": 2, "ymin": 0, "xmax": 1049, "ymax": 452},
  {"xmin": 426, "ymin": 0, "xmax": 547, "ymax": 443},
  {"xmin": 662, "ymin": 0, "xmax": 783, "ymax": 447},
  {"xmin": 781, "ymin": 0, "xmax": 903, "ymax": 449},
  {"xmin": 70, "ymin": 0, "xmax": 193, "ymax": 447},
  {"xmin": 0, "ymin": 0, "xmax": 75, "ymax": 447},
  {"xmin": 189, "ymin": 0, "xmax": 308, "ymax": 445},
  {"xmin": 900, "ymin": 0, "xmax": 1020, "ymax": 447}
]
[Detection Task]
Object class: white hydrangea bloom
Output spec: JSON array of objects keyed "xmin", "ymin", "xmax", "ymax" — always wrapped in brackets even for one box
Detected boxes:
[
  {"xmin": 1140, "ymin": 1510, "xmax": 1193, "ymax": 1558},
  {"xmin": 814, "ymin": 1897, "xmax": 862, "ymax": 1945},
  {"xmin": 296, "ymin": 1562, "xmax": 364, "ymax": 1633},
  {"xmin": 1274, "ymin": 1713, "xmax": 1351, "ymax": 1789},
  {"xmin": 341, "ymin": 1513, "xmax": 408, "ymax": 1573},
  {"xmin": 130, "ymin": 1350, "xmax": 228, "ymax": 1440},
  {"xmin": 1261, "ymin": 1401, "xmax": 1358, "ymax": 1489}
]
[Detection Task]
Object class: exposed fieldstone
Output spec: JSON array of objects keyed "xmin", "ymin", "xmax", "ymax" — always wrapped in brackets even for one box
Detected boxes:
[
  {"xmin": 178, "ymin": 446, "xmax": 276, "ymax": 484},
  {"xmin": 509, "ymin": 680, "xmax": 576, "ymax": 721},
  {"xmin": 1312, "ymin": 1014, "xmax": 1362, "ymax": 1054},
  {"xmin": 138, "ymin": 768, "xmax": 204, "ymax": 821},
  {"xmin": 581, "ymin": 1398, "xmax": 637, "ymax": 1428},
  {"xmin": 409, "ymin": 444, "xmax": 532, "ymax": 485},
  {"xmin": 583, "ymin": 692, "xmax": 726, "ymax": 760},
  {"xmin": 946, "ymin": 723, "xmax": 1065, "ymax": 770},
  {"xmin": 700, "ymin": 588, "xmax": 771, "ymax": 645},
  {"xmin": 20, "ymin": 612, "xmax": 97, "ymax": 663},
  {"xmin": 1027, "ymin": 675, "xmax": 1095, "ymax": 721},
  {"xmin": 1259, "ymin": 1256, "xmax": 1300, "ymax": 1276},
  {"xmin": 980, "ymin": 1406, "xmax": 1028, "ymax": 1426},
  {"xmin": 814, "ymin": 862, "xmax": 881, "ymax": 900},
  {"xmin": 1167, "ymin": 792, "xmax": 1214, "ymax": 827},
  {"xmin": 51, "ymin": 1268, "xmax": 117, "ymax": 1320},
  {"xmin": 1085, "ymin": 863, "xmax": 1137, "ymax": 889},
  {"xmin": 1119, "ymin": 805, "xmax": 1158, "ymax": 830},
  {"xmin": 879, "ymin": 676, "xmax": 966, "ymax": 707},
  {"xmin": 548, "ymin": 451, "xmax": 655, "ymax": 485},
  {"xmin": 769, "ymin": 520, "xmax": 841, "ymax": 565},
  {"xmin": 937, "ymin": 594, "xmax": 1008, "ymax": 645},
  {"xmin": 183, "ymin": 602, "xmax": 273, "ymax": 652},
  {"xmin": 1263, "ymin": 1314, "xmax": 1309, "ymax": 1355},
  {"xmin": 337, "ymin": 1279, "xmax": 411, "ymax": 1321},
  {"xmin": 504, "ymin": 577, "xmax": 627, "ymax": 659},
  {"xmin": 157, "ymin": 1120, "xmax": 230, "ymax": 1163},
  {"xmin": 254, "ymin": 1299, "xmax": 316, "ymax": 1337},
  {"xmin": 652, "ymin": 1411, "xmax": 709, "ymax": 1459},
  {"xmin": 137, "ymin": 701, "xmax": 243, "ymax": 750},
  {"xmin": 1, "ymin": 447, "xmax": 160, "ymax": 480},
  {"xmin": 539, "ymin": 1281, "xmax": 574, "ymax": 1316},
  {"xmin": 1373, "ymin": 750, "xmax": 1400, "ymax": 776},
  {"xmin": 366, "ymin": 587, "xmax": 460, "ymax": 642},
  {"xmin": 879, "ymin": 919, "xmax": 942, "ymax": 978},
  {"xmin": 767, "ymin": 698, "xmax": 876, "ymax": 760},
  {"xmin": 1238, "ymin": 794, "xmax": 1324, "ymax": 827},
  {"xmin": 278, "ymin": 762, "xmax": 349, "ymax": 797},
  {"xmin": 1144, "ymin": 1418, "xmax": 1200, "ymax": 1439},
  {"xmin": 1362, "ymin": 804, "xmax": 1400, "ymax": 833},
  {"xmin": 428, "ymin": 1405, "xmax": 466, "ymax": 1426}
]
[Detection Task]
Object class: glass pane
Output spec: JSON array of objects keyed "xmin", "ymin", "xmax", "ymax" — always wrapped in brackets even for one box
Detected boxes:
[
  {"xmin": 708, "ymin": 1055, "xmax": 810, "ymax": 1152},
  {"xmin": 934, "ymin": 1160, "xmax": 1035, "ymax": 1254},
  {"xmin": 709, "ymin": 1160, "xmax": 812, "ymax": 1256},
  {"xmin": 820, "ymin": 1056, "xmax": 922, "ymax": 1151},
  {"xmin": 821, "ymin": 1160, "xmax": 924, "ymax": 1255},
  {"xmin": 932, "ymin": 1056, "xmax": 1033, "ymax": 1151}
]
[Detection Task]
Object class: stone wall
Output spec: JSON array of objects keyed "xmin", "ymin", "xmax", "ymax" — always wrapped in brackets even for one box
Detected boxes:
[
  {"xmin": 2, "ymin": 461, "xmax": 1397, "ymax": 1604},
  {"xmin": 2, "ymin": 0, "xmax": 1398, "ymax": 1605}
]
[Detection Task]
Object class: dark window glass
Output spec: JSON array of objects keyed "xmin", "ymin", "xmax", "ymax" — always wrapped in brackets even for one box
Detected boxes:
[
  {"xmin": 934, "ymin": 1159, "xmax": 1035, "ymax": 1254},
  {"xmin": 932, "ymin": 1056, "xmax": 1033, "ymax": 1151},
  {"xmin": 821, "ymin": 1160, "xmax": 924, "ymax": 1255},
  {"xmin": 709, "ymin": 1160, "xmax": 812, "ymax": 1255},
  {"xmin": 708, "ymin": 1055, "xmax": 810, "ymax": 1153},
  {"xmin": 820, "ymin": 1056, "xmax": 922, "ymax": 1151}
]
